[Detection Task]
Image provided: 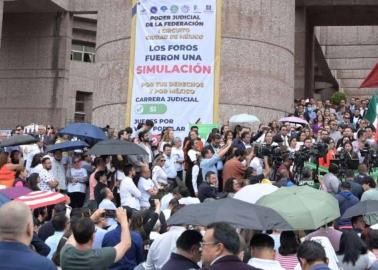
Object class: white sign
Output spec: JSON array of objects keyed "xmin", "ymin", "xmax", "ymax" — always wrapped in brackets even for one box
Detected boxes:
[{"xmin": 127, "ymin": 0, "xmax": 221, "ymax": 139}]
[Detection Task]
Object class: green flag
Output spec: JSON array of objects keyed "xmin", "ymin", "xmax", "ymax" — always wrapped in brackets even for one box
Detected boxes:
[{"xmin": 364, "ymin": 95, "xmax": 378, "ymax": 124}]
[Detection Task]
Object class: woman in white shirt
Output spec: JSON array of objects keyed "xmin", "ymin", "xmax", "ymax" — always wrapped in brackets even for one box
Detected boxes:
[
  {"xmin": 171, "ymin": 137, "xmax": 184, "ymax": 181},
  {"xmin": 152, "ymin": 155, "xmax": 168, "ymax": 187},
  {"xmin": 119, "ymin": 164, "xmax": 141, "ymax": 210},
  {"xmin": 67, "ymin": 157, "xmax": 88, "ymax": 208}
]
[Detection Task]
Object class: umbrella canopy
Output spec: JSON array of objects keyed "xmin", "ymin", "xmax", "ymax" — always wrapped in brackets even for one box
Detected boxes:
[
  {"xmin": 0, "ymin": 193, "xmax": 10, "ymax": 207},
  {"xmin": 256, "ymin": 186, "xmax": 340, "ymax": 230},
  {"xmin": 229, "ymin": 114, "xmax": 260, "ymax": 124},
  {"xmin": 88, "ymin": 139, "xmax": 148, "ymax": 156},
  {"xmin": 167, "ymin": 198, "xmax": 292, "ymax": 230},
  {"xmin": 0, "ymin": 186, "xmax": 32, "ymax": 200},
  {"xmin": 15, "ymin": 191, "xmax": 68, "ymax": 209},
  {"xmin": 342, "ymin": 200, "xmax": 378, "ymax": 219},
  {"xmin": 279, "ymin": 116, "xmax": 309, "ymax": 125},
  {"xmin": 59, "ymin": 122, "xmax": 107, "ymax": 141},
  {"xmin": 234, "ymin": 184, "xmax": 278, "ymax": 204},
  {"xmin": 0, "ymin": 134, "xmax": 38, "ymax": 147},
  {"xmin": 46, "ymin": 140, "xmax": 89, "ymax": 153}
]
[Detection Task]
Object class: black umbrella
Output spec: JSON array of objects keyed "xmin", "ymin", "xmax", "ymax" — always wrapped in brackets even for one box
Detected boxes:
[
  {"xmin": 167, "ymin": 198, "xmax": 293, "ymax": 231},
  {"xmin": 87, "ymin": 139, "xmax": 148, "ymax": 156},
  {"xmin": 342, "ymin": 200, "xmax": 378, "ymax": 219},
  {"xmin": 0, "ymin": 135, "xmax": 38, "ymax": 147},
  {"xmin": 45, "ymin": 141, "xmax": 89, "ymax": 153}
]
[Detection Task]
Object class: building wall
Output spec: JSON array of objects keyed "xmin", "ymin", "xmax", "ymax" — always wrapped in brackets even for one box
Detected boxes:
[
  {"xmin": 0, "ymin": 11, "xmax": 72, "ymax": 129},
  {"xmin": 0, "ymin": 0, "xmax": 3, "ymax": 48},
  {"xmin": 93, "ymin": 0, "xmax": 295, "ymax": 130}
]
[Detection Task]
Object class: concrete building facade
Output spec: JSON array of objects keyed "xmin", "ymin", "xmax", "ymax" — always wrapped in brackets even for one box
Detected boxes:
[{"xmin": 0, "ymin": 0, "xmax": 377, "ymax": 130}]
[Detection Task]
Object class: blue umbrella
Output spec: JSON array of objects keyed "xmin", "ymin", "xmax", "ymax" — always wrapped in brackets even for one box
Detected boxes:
[
  {"xmin": 46, "ymin": 141, "xmax": 89, "ymax": 153},
  {"xmin": 59, "ymin": 123, "xmax": 107, "ymax": 141},
  {"xmin": 0, "ymin": 193, "xmax": 10, "ymax": 207}
]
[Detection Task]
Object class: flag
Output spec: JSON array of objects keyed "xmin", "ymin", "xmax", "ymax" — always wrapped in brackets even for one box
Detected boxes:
[
  {"xmin": 360, "ymin": 63, "xmax": 378, "ymax": 88},
  {"xmin": 364, "ymin": 95, "xmax": 378, "ymax": 142},
  {"xmin": 15, "ymin": 191, "xmax": 68, "ymax": 209}
]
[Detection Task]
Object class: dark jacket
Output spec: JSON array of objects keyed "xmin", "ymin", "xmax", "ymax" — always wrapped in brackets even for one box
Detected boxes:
[
  {"xmin": 31, "ymin": 233, "xmax": 50, "ymax": 256},
  {"xmin": 198, "ymin": 182, "xmax": 227, "ymax": 203},
  {"xmin": 162, "ymin": 252, "xmax": 199, "ymax": 270},
  {"xmin": 335, "ymin": 191, "xmax": 359, "ymax": 227},
  {"xmin": 309, "ymin": 263, "xmax": 332, "ymax": 270},
  {"xmin": 200, "ymin": 255, "xmax": 260, "ymax": 270}
]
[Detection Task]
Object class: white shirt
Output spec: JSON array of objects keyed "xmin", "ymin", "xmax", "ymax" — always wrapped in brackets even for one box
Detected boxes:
[
  {"xmin": 51, "ymin": 157, "xmax": 66, "ymax": 190},
  {"xmin": 120, "ymin": 174, "xmax": 141, "ymax": 210},
  {"xmin": 152, "ymin": 166, "xmax": 168, "ymax": 185},
  {"xmin": 29, "ymin": 163, "xmax": 43, "ymax": 176},
  {"xmin": 138, "ymin": 177, "xmax": 155, "ymax": 208},
  {"xmin": 25, "ymin": 144, "xmax": 42, "ymax": 173},
  {"xmin": 171, "ymin": 147, "xmax": 184, "ymax": 172},
  {"xmin": 161, "ymin": 193, "xmax": 174, "ymax": 211},
  {"xmin": 248, "ymin": 258, "xmax": 285, "ymax": 270},
  {"xmin": 144, "ymin": 226, "xmax": 186, "ymax": 270},
  {"xmin": 139, "ymin": 143, "xmax": 153, "ymax": 163},
  {"xmin": 45, "ymin": 231, "xmax": 64, "ymax": 259},
  {"xmin": 250, "ymin": 157, "xmax": 263, "ymax": 175},
  {"xmin": 67, "ymin": 168, "xmax": 88, "ymax": 193},
  {"xmin": 38, "ymin": 168, "xmax": 55, "ymax": 191},
  {"xmin": 179, "ymin": 197, "xmax": 200, "ymax": 205},
  {"xmin": 163, "ymin": 154, "xmax": 177, "ymax": 179}
]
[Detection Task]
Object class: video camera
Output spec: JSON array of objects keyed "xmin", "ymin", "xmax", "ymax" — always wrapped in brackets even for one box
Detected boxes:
[
  {"xmin": 254, "ymin": 144, "xmax": 286, "ymax": 162},
  {"xmin": 294, "ymin": 142, "xmax": 328, "ymax": 164}
]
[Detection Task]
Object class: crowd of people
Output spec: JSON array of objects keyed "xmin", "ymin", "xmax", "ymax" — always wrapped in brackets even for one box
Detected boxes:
[{"xmin": 0, "ymin": 96, "xmax": 378, "ymax": 270}]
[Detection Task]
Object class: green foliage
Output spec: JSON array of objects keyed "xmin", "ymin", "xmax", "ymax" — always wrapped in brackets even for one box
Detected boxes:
[{"xmin": 330, "ymin": 92, "xmax": 347, "ymax": 105}]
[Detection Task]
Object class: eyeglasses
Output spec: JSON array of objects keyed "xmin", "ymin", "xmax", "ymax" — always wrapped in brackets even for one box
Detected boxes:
[{"xmin": 200, "ymin": 241, "xmax": 218, "ymax": 248}]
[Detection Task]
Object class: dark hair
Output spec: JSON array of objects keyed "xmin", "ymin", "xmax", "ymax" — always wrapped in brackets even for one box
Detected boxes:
[
  {"xmin": 41, "ymin": 157, "xmax": 50, "ymax": 164},
  {"xmin": 168, "ymin": 198, "xmax": 179, "ymax": 208},
  {"xmin": 124, "ymin": 164, "xmax": 134, "ymax": 176},
  {"xmin": 278, "ymin": 231, "xmax": 299, "ymax": 255},
  {"xmin": 145, "ymin": 120, "xmax": 154, "ymax": 127},
  {"xmin": 26, "ymin": 173, "xmax": 40, "ymax": 191},
  {"xmin": 201, "ymin": 147, "xmax": 212, "ymax": 158},
  {"xmin": 138, "ymin": 130, "xmax": 148, "ymax": 141},
  {"xmin": 297, "ymin": 240, "xmax": 327, "ymax": 264},
  {"xmin": 328, "ymin": 163, "xmax": 339, "ymax": 175},
  {"xmin": 190, "ymin": 126, "xmax": 199, "ymax": 131},
  {"xmin": 117, "ymin": 129, "xmax": 126, "ymax": 139},
  {"xmin": 52, "ymin": 214, "xmax": 68, "ymax": 231},
  {"xmin": 224, "ymin": 178, "xmax": 237, "ymax": 193},
  {"xmin": 340, "ymin": 181, "xmax": 351, "ymax": 190},
  {"xmin": 176, "ymin": 230, "xmax": 203, "ymax": 251},
  {"xmin": 178, "ymin": 186, "xmax": 190, "ymax": 198},
  {"xmin": 207, "ymin": 222, "xmax": 240, "ymax": 255},
  {"xmin": 363, "ymin": 176, "xmax": 376, "ymax": 188},
  {"xmin": 125, "ymin": 127, "xmax": 133, "ymax": 134},
  {"xmin": 241, "ymin": 131, "xmax": 250, "ymax": 139},
  {"xmin": 250, "ymin": 233, "xmax": 274, "ymax": 250},
  {"xmin": 30, "ymin": 153, "xmax": 44, "ymax": 168},
  {"xmin": 205, "ymin": 171, "xmax": 216, "ymax": 181},
  {"xmin": 72, "ymin": 217, "xmax": 95, "ymax": 244},
  {"xmin": 94, "ymin": 170, "xmax": 107, "ymax": 181},
  {"xmin": 368, "ymin": 230, "xmax": 378, "ymax": 250},
  {"xmin": 99, "ymin": 187, "xmax": 110, "ymax": 201},
  {"xmin": 233, "ymin": 149, "xmax": 245, "ymax": 158},
  {"xmin": 94, "ymin": 157, "xmax": 104, "ymax": 168},
  {"xmin": 338, "ymin": 231, "xmax": 367, "ymax": 265},
  {"xmin": 357, "ymin": 129, "xmax": 366, "ymax": 139},
  {"xmin": 163, "ymin": 143, "xmax": 172, "ymax": 151},
  {"xmin": 345, "ymin": 169, "xmax": 355, "ymax": 178}
]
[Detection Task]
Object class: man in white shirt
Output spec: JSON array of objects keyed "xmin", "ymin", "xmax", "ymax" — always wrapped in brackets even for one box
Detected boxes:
[
  {"xmin": 138, "ymin": 166, "xmax": 158, "ymax": 209},
  {"xmin": 45, "ymin": 214, "xmax": 68, "ymax": 259},
  {"xmin": 163, "ymin": 144, "xmax": 177, "ymax": 185},
  {"xmin": 120, "ymin": 164, "xmax": 141, "ymax": 210},
  {"xmin": 143, "ymin": 206, "xmax": 186, "ymax": 270},
  {"xmin": 171, "ymin": 137, "xmax": 184, "ymax": 181},
  {"xmin": 50, "ymin": 150, "xmax": 66, "ymax": 192},
  {"xmin": 67, "ymin": 157, "xmax": 88, "ymax": 208},
  {"xmin": 248, "ymin": 233, "xmax": 285, "ymax": 270},
  {"xmin": 38, "ymin": 156, "xmax": 59, "ymax": 191},
  {"xmin": 25, "ymin": 140, "xmax": 44, "ymax": 174}
]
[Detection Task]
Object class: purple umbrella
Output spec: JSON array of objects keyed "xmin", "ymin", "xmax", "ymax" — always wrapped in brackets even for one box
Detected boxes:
[
  {"xmin": 279, "ymin": 116, "xmax": 309, "ymax": 125},
  {"xmin": 0, "ymin": 186, "xmax": 32, "ymax": 200}
]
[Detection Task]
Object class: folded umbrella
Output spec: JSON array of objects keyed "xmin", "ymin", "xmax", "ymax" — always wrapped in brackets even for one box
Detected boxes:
[
  {"xmin": 46, "ymin": 140, "xmax": 89, "ymax": 153},
  {"xmin": 15, "ymin": 191, "xmax": 68, "ymax": 209},
  {"xmin": 59, "ymin": 122, "xmax": 107, "ymax": 141},
  {"xmin": 0, "ymin": 186, "xmax": 32, "ymax": 200},
  {"xmin": 0, "ymin": 135, "xmax": 38, "ymax": 147},
  {"xmin": 256, "ymin": 186, "xmax": 340, "ymax": 230},
  {"xmin": 88, "ymin": 139, "xmax": 148, "ymax": 156},
  {"xmin": 279, "ymin": 116, "xmax": 308, "ymax": 126},
  {"xmin": 234, "ymin": 184, "xmax": 278, "ymax": 204},
  {"xmin": 167, "ymin": 197, "xmax": 292, "ymax": 230},
  {"xmin": 342, "ymin": 200, "xmax": 378, "ymax": 219}
]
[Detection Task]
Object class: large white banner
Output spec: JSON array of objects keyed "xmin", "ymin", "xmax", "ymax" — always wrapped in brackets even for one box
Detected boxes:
[{"xmin": 127, "ymin": 0, "xmax": 221, "ymax": 140}]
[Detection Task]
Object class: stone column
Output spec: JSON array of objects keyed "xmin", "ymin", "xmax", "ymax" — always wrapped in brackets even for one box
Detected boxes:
[
  {"xmin": 220, "ymin": 0, "xmax": 295, "ymax": 124},
  {"xmin": 93, "ymin": 0, "xmax": 131, "ymax": 129},
  {"xmin": 295, "ymin": 7, "xmax": 307, "ymax": 99}
]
